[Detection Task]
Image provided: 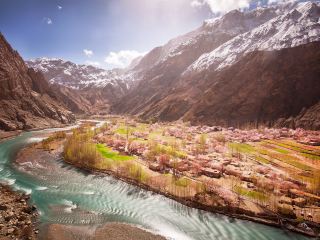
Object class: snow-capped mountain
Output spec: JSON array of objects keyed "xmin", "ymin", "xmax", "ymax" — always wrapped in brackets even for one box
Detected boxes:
[
  {"xmin": 27, "ymin": 58, "xmax": 131, "ymax": 114},
  {"xmin": 129, "ymin": 4, "xmax": 280, "ymax": 81},
  {"xmin": 27, "ymin": 58, "xmax": 129, "ymax": 90},
  {"xmin": 187, "ymin": 2, "xmax": 320, "ymax": 73},
  {"xmin": 113, "ymin": 1, "xmax": 320, "ymax": 130}
]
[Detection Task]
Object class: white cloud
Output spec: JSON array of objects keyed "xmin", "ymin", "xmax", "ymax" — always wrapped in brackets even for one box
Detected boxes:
[
  {"xmin": 191, "ymin": 0, "xmax": 301, "ymax": 13},
  {"xmin": 43, "ymin": 17, "xmax": 53, "ymax": 25},
  {"xmin": 58, "ymin": 5, "xmax": 62, "ymax": 10},
  {"xmin": 191, "ymin": 0, "xmax": 204, "ymax": 8},
  {"xmin": 191, "ymin": 0, "xmax": 251, "ymax": 13},
  {"xmin": 267, "ymin": 0, "xmax": 296, "ymax": 4},
  {"xmin": 104, "ymin": 50, "xmax": 146, "ymax": 68},
  {"xmin": 85, "ymin": 61, "xmax": 101, "ymax": 67},
  {"xmin": 83, "ymin": 49, "xmax": 94, "ymax": 57}
]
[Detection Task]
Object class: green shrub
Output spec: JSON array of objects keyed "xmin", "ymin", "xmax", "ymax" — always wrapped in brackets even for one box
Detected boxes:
[
  {"xmin": 42, "ymin": 131, "xmax": 67, "ymax": 150},
  {"xmin": 63, "ymin": 130, "xmax": 100, "ymax": 168}
]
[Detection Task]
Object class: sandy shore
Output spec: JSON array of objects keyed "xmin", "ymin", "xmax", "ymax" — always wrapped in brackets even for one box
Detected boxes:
[
  {"xmin": 40, "ymin": 223, "xmax": 166, "ymax": 240},
  {"xmin": 0, "ymin": 185, "xmax": 38, "ymax": 240}
]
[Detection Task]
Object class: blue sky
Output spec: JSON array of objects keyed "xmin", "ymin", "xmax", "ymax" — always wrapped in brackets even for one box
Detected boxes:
[
  {"xmin": 0, "ymin": 0, "xmax": 212, "ymax": 68},
  {"xmin": 0, "ymin": 0, "xmax": 313, "ymax": 69}
]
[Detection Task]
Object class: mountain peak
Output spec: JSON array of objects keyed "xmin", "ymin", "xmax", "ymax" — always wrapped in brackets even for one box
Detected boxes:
[
  {"xmin": 186, "ymin": 1, "xmax": 320, "ymax": 74},
  {"xmin": 27, "ymin": 57, "xmax": 131, "ymax": 90},
  {"xmin": 297, "ymin": 1, "xmax": 320, "ymax": 19}
]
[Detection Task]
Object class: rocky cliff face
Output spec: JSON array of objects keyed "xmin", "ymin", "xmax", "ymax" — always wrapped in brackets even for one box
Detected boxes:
[
  {"xmin": 48, "ymin": 84, "xmax": 93, "ymax": 114},
  {"xmin": 0, "ymin": 33, "xmax": 75, "ymax": 131},
  {"xmin": 112, "ymin": 2, "xmax": 320, "ymax": 130}
]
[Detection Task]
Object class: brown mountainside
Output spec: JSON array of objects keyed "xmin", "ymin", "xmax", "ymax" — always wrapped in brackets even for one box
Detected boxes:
[
  {"xmin": 0, "ymin": 33, "xmax": 75, "ymax": 131},
  {"xmin": 113, "ymin": 42, "xmax": 320, "ymax": 130},
  {"xmin": 112, "ymin": 3, "xmax": 320, "ymax": 130}
]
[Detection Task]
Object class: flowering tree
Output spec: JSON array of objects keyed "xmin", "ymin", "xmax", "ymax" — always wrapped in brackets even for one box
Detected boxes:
[
  {"xmin": 191, "ymin": 162, "xmax": 202, "ymax": 176},
  {"xmin": 158, "ymin": 154, "xmax": 170, "ymax": 167}
]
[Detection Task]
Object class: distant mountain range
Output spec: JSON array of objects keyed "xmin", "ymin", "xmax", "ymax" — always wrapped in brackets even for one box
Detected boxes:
[
  {"xmin": 26, "ymin": 58, "xmax": 133, "ymax": 90},
  {"xmin": 26, "ymin": 58, "xmax": 130, "ymax": 114},
  {"xmin": 2, "ymin": 1, "xmax": 319, "ymax": 130}
]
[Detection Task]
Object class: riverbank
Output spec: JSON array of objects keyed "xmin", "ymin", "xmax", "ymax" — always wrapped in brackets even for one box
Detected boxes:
[
  {"xmin": 0, "ymin": 130, "xmax": 21, "ymax": 142},
  {"xmin": 0, "ymin": 185, "xmax": 38, "ymax": 240},
  {"xmin": 0, "ymin": 120, "xmax": 80, "ymax": 142},
  {"xmin": 66, "ymin": 159, "xmax": 319, "ymax": 238},
  {"xmin": 15, "ymin": 137, "xmax": 319, "ymax": 238},
  {"xmin": 12, "ymin": 135, "xmax": 168, "ymax": 240},
  {"xmin": 40, "ymin": 223, "xmax": 166, "ymax": 240}
]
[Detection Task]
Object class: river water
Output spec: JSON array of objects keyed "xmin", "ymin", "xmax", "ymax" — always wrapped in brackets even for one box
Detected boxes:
[{"xmin": 0, "ymin": 129, "xmax": 310, "ymax": 240}]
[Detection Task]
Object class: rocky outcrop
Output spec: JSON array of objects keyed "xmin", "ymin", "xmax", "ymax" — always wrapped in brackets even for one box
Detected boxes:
[
  {"xmin": 276, "ymin": 101, "xmax": 320, "ymax": 130},
  {"xmin": 0, "ymin": 185, "xmax": 38, "ymax": 239},
  {"xmin": 0, "ymin": 33, "xmax": 75, "ymax": 131}
]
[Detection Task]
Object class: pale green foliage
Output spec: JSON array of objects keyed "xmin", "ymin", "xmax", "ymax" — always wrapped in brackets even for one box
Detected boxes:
[{"xmin": 63, "ymin": 127, "xmax": 100, "ymax": 168}]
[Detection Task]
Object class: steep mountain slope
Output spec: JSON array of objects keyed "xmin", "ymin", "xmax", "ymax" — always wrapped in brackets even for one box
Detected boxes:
[
  {"xmin": 183, "ymin": 42, "xmax": 320, "ymax": 128},
  {"xmin": 113, "ymin": 2, "xmax": 320, "ymax": 129},
  {"xmin": 27, "ymin": 58, "xmax": 129, "ymax": 111},
  {"xmin": 0, "ymin": 33, "xmax": 75, "ymax": 131},
  {"xmin": 186, "ymin": 2, "xmax": 320, "ymax": 73},
  {"xmin": 113, "ymin": 5, "xmax": 282, "ymax": 113},
  {"xmin": 49, "ymin": 84, "xmax": 93, "ymax": 114},
  {"xmin": 123, "ymin": 6, "xmax": 279, "ymax": 85}
]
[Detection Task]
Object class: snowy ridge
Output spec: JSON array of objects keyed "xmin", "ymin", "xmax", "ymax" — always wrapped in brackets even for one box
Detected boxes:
[
  {"xmin": 27, "ymin": 58, "xmax": 130, "ymax": 90},
  {"xmin": 153, "ymin": 6, "xmax": 280, "ymax": 66},
  {"xmin": 186, "ymin": 2, "xmax": 320, "ymax": 73}
]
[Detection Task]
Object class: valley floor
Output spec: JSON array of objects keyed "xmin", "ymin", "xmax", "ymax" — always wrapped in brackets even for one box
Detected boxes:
[{"xmin": 14, "ymin": 116, "xmax": 320, "ymax": 238}]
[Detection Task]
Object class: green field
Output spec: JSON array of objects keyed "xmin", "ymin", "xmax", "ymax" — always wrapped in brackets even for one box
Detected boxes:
[
  {"xmin": 228, "ymin": 142, "xmax": 313, "ymax": 171},
  {"xmin": 96, "ymin": 144, "xmax": 135, "ymax": 161},
  {"xmin": 235, "ymin": 186, "xmax": 269, "ymax": 202}
]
